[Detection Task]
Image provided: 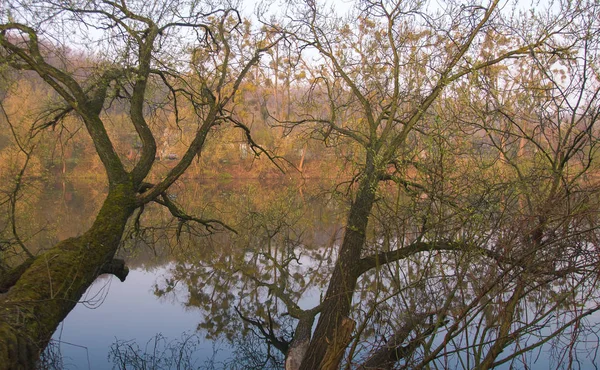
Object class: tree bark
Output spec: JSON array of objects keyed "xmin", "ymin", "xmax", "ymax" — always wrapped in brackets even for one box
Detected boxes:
[
  {"xmin": 321, "ymin": 317, "xmax": 356, "ymax": 370},
  {"xmin": 0, "ymin": 183, "xmax": 136, "ymax": 369},
  {"xmin": 285, "ymin": 314, "xmax": 315, "ymax": 370}
]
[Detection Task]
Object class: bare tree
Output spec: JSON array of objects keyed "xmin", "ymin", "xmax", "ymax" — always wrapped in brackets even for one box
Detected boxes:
[
  {"xmin": 0, "ymin": 0, "xmax": 277, "ymax": 367},
  {"xmin": 258, "ymin": 0, "xmax": 600, "ymax": 368}
]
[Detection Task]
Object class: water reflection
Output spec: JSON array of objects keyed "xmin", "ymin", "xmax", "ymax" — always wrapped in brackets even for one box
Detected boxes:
[
  {"xmin": 53, "ymin": 266, "xmax": 231, "ymax": 369},
  {"xmin": 47, "ymin": 179, "xmax": 340, "ymax": 369},
  {"xmin": 37, "ymin": 177, "xmax": 600, "ymax": 369}
]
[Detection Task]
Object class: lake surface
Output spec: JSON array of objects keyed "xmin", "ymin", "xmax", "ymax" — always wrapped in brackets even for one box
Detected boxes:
[
  {"xmin": 13, "ymin": 178, "xmax": 600, "ymax": 369},
  {"xmin": 43, "ymin": 178, "xmax": 339, "ymax": 369},
  {"xmin": 52, "ymin": 266, "xmax": 228, "ymax": 369}
]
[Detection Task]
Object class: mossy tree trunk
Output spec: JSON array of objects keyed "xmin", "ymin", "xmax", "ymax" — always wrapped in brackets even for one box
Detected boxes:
[{"xmin": 0, "ymin": 182, "xmax": 137, "ymax": 369}]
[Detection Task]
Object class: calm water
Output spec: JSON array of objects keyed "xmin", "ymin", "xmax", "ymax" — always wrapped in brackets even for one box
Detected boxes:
[
  {"xmin": 52, "ymin": 266, "xmax": 228, "ymax": 369},
  {"xmin": 16, "ymin": 179, "xmax": 600, "ymax": 369},
  {"xmin": 44, "ymin": 179, "xmax": 336, "ymax": 369}
]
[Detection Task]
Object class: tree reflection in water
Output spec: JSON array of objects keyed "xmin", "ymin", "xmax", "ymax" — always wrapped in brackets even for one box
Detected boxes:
[
  {"xmin": 149, "ymin": 181, "xmax": 340, "ymax": 368},
  {"xmin": 27, "ymin": 177, "xmax": 600, "ymax": 368},
  {"xmin": 102, "ymin": 180, "xmax": 339, "ymax": 369},
  {"xmin": 110, "ymin": 179, "xmax": 600, "ymax": 369}
]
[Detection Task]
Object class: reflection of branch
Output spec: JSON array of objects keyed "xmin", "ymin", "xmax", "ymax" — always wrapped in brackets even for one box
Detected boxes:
[
  {"xmin": 235, "ymin": 306, "xmax": 290, "ymax": 355},
  {"xmin": 246, "ymin": 274, "xmax": 321, "ymax": 319},
  {"xmin": 0, "ymin": 102, "xmax": 34, "ymax": 259}
]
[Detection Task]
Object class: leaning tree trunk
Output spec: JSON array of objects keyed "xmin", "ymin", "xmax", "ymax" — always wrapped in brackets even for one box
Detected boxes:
[
  {"xmin": 0, "ymin": 182, "xmax": 136, "ymax": 369},
  {"xmin": 299, "ymin": 171, "xmax": 379, "ymax": 370}
]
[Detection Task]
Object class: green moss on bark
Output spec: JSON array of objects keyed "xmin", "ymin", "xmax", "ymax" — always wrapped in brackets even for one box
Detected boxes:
[{"xmin": 0, "ymin": 182, "xmax": 137, "ymax": 368}]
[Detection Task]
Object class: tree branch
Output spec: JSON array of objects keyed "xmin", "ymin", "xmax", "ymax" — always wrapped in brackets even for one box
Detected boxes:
[{"xmin": 153, "ymin": 193, "xmax": 237, "ymax": 235}]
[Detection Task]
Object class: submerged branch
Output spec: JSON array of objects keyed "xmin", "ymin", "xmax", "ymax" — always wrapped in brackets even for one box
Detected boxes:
[{"xmin": 98, "ymin": 258, "xmax": 129, "ymax": 282}]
